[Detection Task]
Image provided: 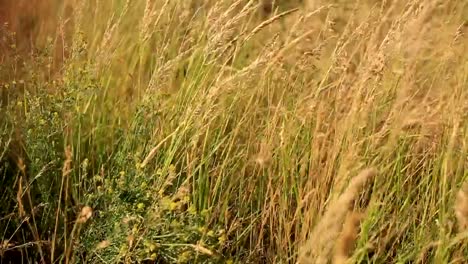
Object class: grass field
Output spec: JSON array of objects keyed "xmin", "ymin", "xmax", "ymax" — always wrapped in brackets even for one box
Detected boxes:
[{"xmin": 1, "ymin": 0, "xmax": 467, "ymax": 263}]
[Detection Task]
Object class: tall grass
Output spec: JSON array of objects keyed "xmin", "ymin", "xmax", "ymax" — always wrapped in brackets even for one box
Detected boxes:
[{"xmin": 1, "ymin": 0, "xmax": 467, "ymax": 263}]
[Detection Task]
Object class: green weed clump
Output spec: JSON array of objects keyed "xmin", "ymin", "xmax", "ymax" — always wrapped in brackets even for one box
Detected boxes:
[{"xmin": 1, "ymin": 0, "xmax": 467, "ymax": 263}]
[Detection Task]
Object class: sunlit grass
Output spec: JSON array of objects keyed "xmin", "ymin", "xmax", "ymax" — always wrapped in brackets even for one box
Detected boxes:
[{"xmin": 1, "ymin": 0, "xmax": 467, "ymax": 263}]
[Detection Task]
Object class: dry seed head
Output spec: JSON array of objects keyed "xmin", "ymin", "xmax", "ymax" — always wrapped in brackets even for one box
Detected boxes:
[
  {"xmin": 16, "ymin": 174, "xmax": 25, "ymax": 218},
  {"xmin": 122, "ymin": 215, "xmax": 138, "ymax": 225},
  {"xmin": 254, "ymin": 141, "xmax": 272, "ymax": 167},
  {"xmin": 333, "ymin": 212, "xmax": 363, "ymax": 264},
  {"xmin": 191, "ymin": 243, "xmax": 214, "ymax": 256},
  {"xmin": 78, "ymin": 206, "xmax": 93, "ymax": 223},
  {"xmin": 63, "ymin": 146, "xmax": 72, "ymax": 177},
  {"xmin": 0, "ymin": 240, "xmax": 14, "ymax": 250},
  {"xmin": 173, "ymin": 185, "xmax": 191, "ymax": 200},
  {"xmin": 298, "ymin": 168, "xmax": 377, "ymax": 264},
  {"xmin": 159, "ymin": 164, "xmax": 178, "ymax": 194},
  {"xmin": 455, "ymin": 182, "xmax": 468, "ymax": 231},
  {"xmin": 139, "ymin": 0, "xmax": 157, "ymax": 42},
  {"xmin": 452, "ymin": 22, "xmax": 466, "ymax": 44},
  {"xmin": 96, "ymin": 240, "xmax": 111, "ymax": 250}
]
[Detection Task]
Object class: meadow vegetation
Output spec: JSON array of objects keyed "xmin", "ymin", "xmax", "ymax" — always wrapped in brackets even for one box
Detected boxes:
[{"xmin": 1, "ymin": 0, "xmax": 467, "ymax": 263}]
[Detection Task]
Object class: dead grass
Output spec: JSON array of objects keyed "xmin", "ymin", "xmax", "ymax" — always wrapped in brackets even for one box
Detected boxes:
[{"xmin": 1, "ymin": 0, "xmax": 467, "ymax": 263}]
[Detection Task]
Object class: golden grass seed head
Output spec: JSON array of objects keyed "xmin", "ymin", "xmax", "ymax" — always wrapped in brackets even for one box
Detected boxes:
[{"xmin": 455, "ymin": 182, "xmax": 468, "ymax": 231}]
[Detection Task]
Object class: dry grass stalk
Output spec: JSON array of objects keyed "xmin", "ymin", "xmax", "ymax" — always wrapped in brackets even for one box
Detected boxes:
[
  {"xmin": 298, "ymin": 168, "xmax": 377, "ymax": 264},
  {"xmin": 243, "ymin": 7, "xmax": 300, "ymax": 43},
  {"xmin": 15, "ymin": 157, "xmax": 46, "ymax": 262},
  {"xmin": 16, "ymin": 167, "xmax": 25, "ymax": 218},
  {"xmin": 51, "ymin": 146, "xmax": 73, "ymax": 262},
  {"xmin": 140, "ymin": 129, "xmax": 178, "ymax": 168},
  {"xmin": 95, "ymin": 0, "xmax": 130, "ymax": 68}
]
